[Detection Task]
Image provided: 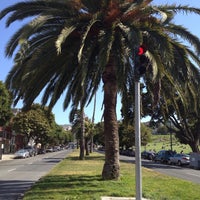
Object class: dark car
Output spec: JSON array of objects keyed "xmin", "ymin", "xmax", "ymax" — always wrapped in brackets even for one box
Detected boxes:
[
  {"xmin": 154, "ymin": 150, "xmax": 175, "ymax": 164},
  {"xmin": 37, "ymin": 148, "xmax": 46, "ymax": 154},
  {"xmin": 24, "ymin": 146, "xmax": 37, "ymax": 157},
  {"xmin": 141, "ymin": 151, "xmax": 156, "ymax": 160}
]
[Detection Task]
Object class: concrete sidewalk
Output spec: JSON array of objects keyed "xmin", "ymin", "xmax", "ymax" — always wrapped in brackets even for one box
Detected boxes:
[{"xmin": 0, "ymin": 153, "xmax": 15, "ymax": 161}]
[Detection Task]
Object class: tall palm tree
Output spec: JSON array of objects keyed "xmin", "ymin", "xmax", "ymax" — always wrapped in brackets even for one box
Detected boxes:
[
  {"xmin": 1, "ymin": 0, "xmax": 200, "ymax": 180},
  {"xmin": 70, "ymin": 108, "xmax": 85, "ymax": 159}
]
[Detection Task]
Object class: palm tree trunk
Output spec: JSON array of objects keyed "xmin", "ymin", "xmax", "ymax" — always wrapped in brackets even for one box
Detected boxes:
[
  {"xmin": 102, "ymin": 57, "xmax": 120, "ymax": 180},
  {"xmin": 79, "ymin": 107, "xmax": 85, "ymax": 160},
  {"xmin": 85, "ymin": 137, "xmax": 90, "ymax": 156}
]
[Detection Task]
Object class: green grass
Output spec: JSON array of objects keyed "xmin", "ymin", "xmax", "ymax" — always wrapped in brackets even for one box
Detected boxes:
[
  {"xmin": 142, "ymin": 135, "xmax": 191, "ymax": 154},
  {"xmin": 23, "ymin": 151, "xmax": 200, "ymax": 200}
]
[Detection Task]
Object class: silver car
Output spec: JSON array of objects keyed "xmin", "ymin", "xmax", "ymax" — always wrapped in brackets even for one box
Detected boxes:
[
  {"xmin": 14, "ymin": 149, "xmax": 30, "ymax": 159},
  {"xmin": 169, "ymin": 153, "xmax": 190, "ymax": 166}
]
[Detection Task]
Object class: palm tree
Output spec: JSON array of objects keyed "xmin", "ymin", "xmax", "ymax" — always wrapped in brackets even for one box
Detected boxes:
[
  {"xmin": 70, "ymin": 108, "xmax": 85, "ymax": 159},
  {"xmin": 1, "ymin": 0, "xmax": 200, "ymax": 180}
]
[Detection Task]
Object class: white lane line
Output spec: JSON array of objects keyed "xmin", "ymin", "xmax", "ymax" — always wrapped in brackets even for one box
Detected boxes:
[
  {"xmin": 187, "ymin": 173, "xmax": 200, "ymax": 177},
  {"xmin": 8, "ymin": 168, "xmax": 16, "ymax": 172}
]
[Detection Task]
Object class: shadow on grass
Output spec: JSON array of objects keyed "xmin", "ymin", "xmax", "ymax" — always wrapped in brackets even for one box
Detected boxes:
[
  {"xmin": 66, "ymin": 155, "xmax": 104, "ymax": 161},
  {"xmin": 25, "ymin": 174, "xmax": 107, "ymax": 199}
]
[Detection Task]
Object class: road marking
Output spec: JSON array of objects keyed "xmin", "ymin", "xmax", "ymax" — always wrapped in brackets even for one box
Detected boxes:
[
  {"xmin": 8, "ymin": 168, "xmax": 16, "ymax": 172},
  {"xmin": 187, "ymin": 173, "xmax": 200, "ymax": 177}
]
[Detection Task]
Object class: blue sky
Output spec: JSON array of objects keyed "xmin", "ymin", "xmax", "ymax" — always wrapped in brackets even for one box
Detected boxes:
[{"xmin": 0, "ymin": 0, "xmax": 200, "ymax": 125}]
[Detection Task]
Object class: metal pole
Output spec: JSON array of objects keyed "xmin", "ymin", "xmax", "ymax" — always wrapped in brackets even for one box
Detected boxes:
[{"xmin": 135, "ymin": 80, "xmax": 142, "ymax": 200}]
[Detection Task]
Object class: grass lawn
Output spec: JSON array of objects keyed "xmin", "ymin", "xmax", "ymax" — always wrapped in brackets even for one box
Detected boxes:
[
  {"xmin": 141, "ymin": 135, "xmax": 191, "ymax": 154},
  {"xmin": 23, "ymin": 151, "xmax": 200, "ymax": 200}
]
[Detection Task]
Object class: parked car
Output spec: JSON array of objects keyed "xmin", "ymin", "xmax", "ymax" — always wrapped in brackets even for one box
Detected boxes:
[
  {"xmin": 53, "ymin": 146, "xmax": 61, "ymax": 151},
  {"xmin": 168, "ymin": 153, "xmax": 190, "ymax": 166},
  {"xmin": 24, "ymin": 146, "xmax": 37, "ymax": 157},
  {"xmin": 120, "ymin": 149, "xmax": 135, "ymax": 157},
  {"xmin": 46, "ymin": 147, "xmax": 54, "ymax": 153},
  {"xmin": 154, "ymin": 150, "xmax": 175, "ymax": 163},
  {"xmin": 15, "ymin": 149, "xmax": 30, "ymax": 158},
  {"xmin": 37, "ymin": 148, "xmax": 46, "ymax": 154},
  {"xmin": 141, "ymin": 151, "xmax": 156, "ymax": 160}
]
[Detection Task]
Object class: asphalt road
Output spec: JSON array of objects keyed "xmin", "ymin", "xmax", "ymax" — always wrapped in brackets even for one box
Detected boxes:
[
  {"xmin": 0, "ymin": 148, "xmax": 73, "ymax": 200},
  {"xmin": 120, "ymin": 155, "xmax": 200, "ymax": 184}
]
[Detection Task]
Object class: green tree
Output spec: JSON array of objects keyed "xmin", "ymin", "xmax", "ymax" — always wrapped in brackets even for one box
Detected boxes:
[
  {"xmin": 11, "ymin": 104, "xmax": 60, "ymax": 147},
  {"xmin": 1, "ymin": 0, "xmax": 200, "ymax": 180},
  {"xmin": 12, "ymin": 108, "xmax": 51, "ymax": 146},
  {"xmin": 157, "ymin": 125, "xmax": 168, "ymax": 135},
  {"xmin": 141, "ymin": 123, "xmax": 152, "ymax": 146},
  {"xmin": 0, "ymin": 81, "xmax": 13, "ymax": 126},
  {"xmin": 93, "ymin": 122, "xmax": 105, "ymax": 147},
  {"xmin": 84, "ymin": 117, "xmax": 95, "ymax": 155},
  {"xmin": 119, "ymin": 122, "xmax": 151, "ymax": 149},
  {"xmin": 151, "ymin": 90, "xmax": 200, "ymax": 152}
]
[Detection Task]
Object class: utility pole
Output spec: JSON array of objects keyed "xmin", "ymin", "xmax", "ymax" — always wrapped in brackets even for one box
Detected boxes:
[{"xmin": 135, "ymin": 80, "xmax": 142, "ymax": 200}]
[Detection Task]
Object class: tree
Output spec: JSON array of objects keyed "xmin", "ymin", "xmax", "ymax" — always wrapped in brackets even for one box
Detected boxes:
[
  {"xmin": 84, "ymin": 117, "xmax": 95, "ymax": 155},
  {"xmin": 93, "ymin": 122, "xmax": 105, "ymax": 147},
  {"xmin": 151, "ymin": 88, "xmax": 200, "ymax": 152},
  {"xmin": 1, "ymin": 0, "xmax": 200, "ymax": 180},
  {"xmin": 11, "ymin": 104, "xmax": 59, "ymax": 147},
  {"xmin": 118, "ymin": 122, "xmax": 151, "ymax": 149},
  {"xmin": 0, "ymin": 81, "xmax": 13, "ymax": 126},
  {"xmin": 70, "ymin": 109, "xmax": 85, "ymax": 159}
]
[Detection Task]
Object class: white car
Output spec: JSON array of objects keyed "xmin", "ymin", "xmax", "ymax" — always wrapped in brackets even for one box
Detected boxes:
[
  {"xmin": 169, "ymin": 153, "xmax": 190, "ymax": 166},
  {"xmin": 14, "ymin": 149, "xmax": 30, "ymax": 159}
]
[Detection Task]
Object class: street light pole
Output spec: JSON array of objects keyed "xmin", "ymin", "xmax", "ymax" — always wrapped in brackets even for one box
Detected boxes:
[{"xmin": 135, "ymin": 80, "xmax": 142, "ymax": 200}]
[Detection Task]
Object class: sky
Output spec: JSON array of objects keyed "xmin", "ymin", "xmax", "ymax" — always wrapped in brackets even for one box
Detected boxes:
[{"xmin": 0, "ymin": 0, "xmax": 200, "ymax": 125}]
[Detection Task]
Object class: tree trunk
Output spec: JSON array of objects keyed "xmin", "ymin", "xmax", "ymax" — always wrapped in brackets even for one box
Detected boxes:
[
  {"xmin": 79, "ymin": 108, "xmax": 85, "ymax": 160},
  {"xmin": 85, "ymin": 138, "xmax": 90, "ymax": 156},
  {"xmin": 101, "ymin": 57, "xmax": 120, "ymax": 180},
  {"xmin": 189, "ymin": 139, "xmax": 200, "ymax": 153}
]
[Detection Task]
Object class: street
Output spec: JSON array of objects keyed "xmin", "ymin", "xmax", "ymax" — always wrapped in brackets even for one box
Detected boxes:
[
  {"xmin": 120, "ymin": 155, "xmax": 200, "ymax": 184},
  {"xmin": 0, "ymin": 148, "xmax": 73, "ymax": 200}
]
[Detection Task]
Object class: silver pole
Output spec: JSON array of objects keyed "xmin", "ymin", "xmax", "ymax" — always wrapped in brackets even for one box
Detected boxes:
[{"xmin": 135, "ymin": 80, "xmax": 142, "ymax": 200}]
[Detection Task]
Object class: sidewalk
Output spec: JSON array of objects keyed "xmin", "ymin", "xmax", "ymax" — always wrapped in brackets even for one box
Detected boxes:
[{"xmin": 0, "ymin": 153, "xmax": 15, "ymax": 161}]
